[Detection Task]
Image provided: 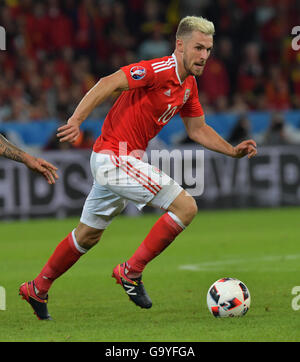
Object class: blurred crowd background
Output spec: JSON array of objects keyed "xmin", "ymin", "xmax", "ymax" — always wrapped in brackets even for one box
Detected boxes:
[{"xmin": 0, "ymin": 0, "xmax": 300, "ymax": 148}]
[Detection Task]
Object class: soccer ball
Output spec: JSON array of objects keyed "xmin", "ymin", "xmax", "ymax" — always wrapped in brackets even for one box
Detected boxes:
[{"xmin": 207, "ymin": 277, "xmax": 251, "ymax": 317}]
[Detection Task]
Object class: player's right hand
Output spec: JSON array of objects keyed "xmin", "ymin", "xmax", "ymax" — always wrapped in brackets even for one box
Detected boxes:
[{"xmin": 57, "ymin": 118, "xmax": 81, "ymax": 143}]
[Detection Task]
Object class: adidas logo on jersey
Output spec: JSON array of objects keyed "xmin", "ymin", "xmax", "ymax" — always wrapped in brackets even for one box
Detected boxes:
[{"xmin": 164, "ymin": 89, "xmax": 171, "ymax": 96}]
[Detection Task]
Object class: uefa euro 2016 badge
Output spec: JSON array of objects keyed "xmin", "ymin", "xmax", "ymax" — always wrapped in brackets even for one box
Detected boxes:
[
  {"xmin": 183, "ymin": 89, "xmax": 190, "ymax": 103},
  {"xmin": 130, "ymin": 66, "xmax": 146, "ymax": 80}
]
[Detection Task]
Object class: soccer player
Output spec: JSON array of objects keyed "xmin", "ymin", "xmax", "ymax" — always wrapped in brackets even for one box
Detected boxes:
[
  {"xmin": 0, "ymin": 133, "xmax": 58, "ymax": 184},
  {"xmin": 19, "ymin": 16, "xmax": 257, "ymax": 320}
]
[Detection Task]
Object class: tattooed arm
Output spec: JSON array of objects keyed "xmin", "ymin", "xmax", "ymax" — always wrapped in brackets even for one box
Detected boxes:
[
  {"xmin": 0, "ymin": 134, "xmax": 59, "ymax": 184},
  {"xmin": 0, "ymin": 134, "xmax": 27, "ymax": 162}
]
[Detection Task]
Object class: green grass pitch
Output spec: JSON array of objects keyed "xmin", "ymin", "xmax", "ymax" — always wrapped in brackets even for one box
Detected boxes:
[{"xmin": 0, "ymin": 207, "xmax": 300, "ymax": 342}]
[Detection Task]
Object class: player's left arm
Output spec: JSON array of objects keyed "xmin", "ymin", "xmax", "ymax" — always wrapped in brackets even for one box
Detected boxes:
[
  {"xmin": 0, "ymin": 134, "xmax": 58, "ymax": 184},
  {"xmin": 182, "ymin": 115, "xmax": 257, "ymax": 159}
]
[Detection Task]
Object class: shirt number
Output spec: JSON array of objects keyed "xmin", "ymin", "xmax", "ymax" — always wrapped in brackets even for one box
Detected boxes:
[{"xmin": 157, "ymin": 104, "xmax": 177, "ymax": 124}]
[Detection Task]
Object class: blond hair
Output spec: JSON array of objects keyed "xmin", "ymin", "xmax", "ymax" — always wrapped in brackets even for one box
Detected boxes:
[{"xmin": 176, "ymin": 16, "xmax": 215, "ymax": 39}]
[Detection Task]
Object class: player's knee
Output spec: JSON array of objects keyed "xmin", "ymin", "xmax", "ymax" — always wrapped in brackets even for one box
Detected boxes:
[
  {"xmin": 79, "ymin": 234, "xmax": 101, "ymax": 249},
  {"xmin": 168, "ymin": 191, "xmax": 198, "ymax": 226},
  {"xmin": 174, "ymin": 197, "xmax": 198, "ymax": 226},
  {"xmin": 75, "ymin": 223, "xmax": 104, "ymax": 250},
  {"xmin": 184, "ymin": 197, "xmax": 198, "ymax": 224}
]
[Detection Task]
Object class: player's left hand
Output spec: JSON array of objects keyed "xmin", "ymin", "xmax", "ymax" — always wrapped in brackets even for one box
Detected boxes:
[
  {"xmin": 57, "ymin": 117, "xmax": 81, "ymax": 143},
  {"xmin": 24, "ymin": 154, "xmax": 59, "ymax": 184},
  {"xmin": 233, "ymin": 139, "xmax": 257, "ymax": 159}
]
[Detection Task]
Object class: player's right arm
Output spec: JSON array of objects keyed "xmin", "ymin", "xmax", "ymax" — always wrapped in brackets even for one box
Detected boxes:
[{"xmin": 57, "ymin": 70, "xmax": 129, "ymax": 143}]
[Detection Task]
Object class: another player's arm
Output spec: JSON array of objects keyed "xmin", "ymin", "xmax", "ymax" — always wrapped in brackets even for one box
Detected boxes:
[
  {"xmin": 0, "ymin": 134, "xmax": 58, "ymax": 184},
  {"xmin": 0, "ymin": 133, "xmax": 26, "ymax": 162},
  {"xmin": 182, "ymin": 115, "xmax": 257, "ymax": 159},
  {"xmin": 57, "ymin": 70, "xmax": 129, "ymax": 143}
]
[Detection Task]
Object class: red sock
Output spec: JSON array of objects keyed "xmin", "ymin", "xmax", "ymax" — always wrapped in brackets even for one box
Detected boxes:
[
  {"xmin": 126, "ymin": 212, "xmax": 185, "ymax": 274},
  {"xmin": 34, "ymin": 231, "xmax": 85, "ymax": 296}
]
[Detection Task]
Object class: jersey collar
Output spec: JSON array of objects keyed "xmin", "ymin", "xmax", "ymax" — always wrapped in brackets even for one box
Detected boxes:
[{"xmin": 172, "ymin": 53, "xmax": 184, "ymax": 86}]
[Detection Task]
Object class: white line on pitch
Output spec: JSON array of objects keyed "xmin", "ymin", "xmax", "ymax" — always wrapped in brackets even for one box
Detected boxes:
[{"xmin": 179, "ymin": 254, "xmax": 300, "ymax": 271}]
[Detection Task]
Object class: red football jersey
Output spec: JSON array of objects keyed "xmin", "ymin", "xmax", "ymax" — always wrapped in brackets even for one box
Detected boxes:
[{"xmin": 93, "ymin": 54, "xmax": 204, "ymax": 158}]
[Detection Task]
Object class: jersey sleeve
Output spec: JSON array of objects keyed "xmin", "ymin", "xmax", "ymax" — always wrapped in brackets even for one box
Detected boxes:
[
  {"xmin": 121, "ymin": 60, "xmax": 156, "ymax": 89},
  {"xmin": 179, "ymin": 77, "xmax": 204, "ymax": 118}
]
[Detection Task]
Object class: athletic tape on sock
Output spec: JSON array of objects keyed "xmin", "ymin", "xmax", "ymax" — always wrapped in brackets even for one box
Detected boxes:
[
  {"xmin": 167, "ymin": 211, "xmax": 186, "ymax": 230},
  {"xmin": 71, "ymin": 229, "xmax": 88, "ymax": 254}
]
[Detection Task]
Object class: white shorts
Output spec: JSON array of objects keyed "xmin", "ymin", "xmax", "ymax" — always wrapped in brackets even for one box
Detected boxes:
[{"xmin": 80, "ymin": 152, "xmax": 183, "ymax": 229}]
